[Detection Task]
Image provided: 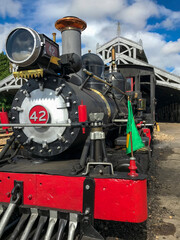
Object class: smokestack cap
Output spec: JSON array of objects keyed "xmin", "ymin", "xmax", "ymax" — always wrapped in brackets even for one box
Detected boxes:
[{"xmin": 55, "ymin": 16, "xmax": 87, "ymax": 32}]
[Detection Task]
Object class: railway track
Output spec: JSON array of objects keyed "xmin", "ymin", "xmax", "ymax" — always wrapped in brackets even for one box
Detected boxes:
[{"xmin": 0, "ymin": 128, "xmax": 13, "ymax": 151}]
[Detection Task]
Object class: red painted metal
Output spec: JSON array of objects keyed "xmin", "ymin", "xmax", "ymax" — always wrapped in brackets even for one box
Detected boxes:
[
  {"xmin": 29, "ymin": 105, "xmax": 49, "ymax": 124},
  {"xmin": 78, "ymin": 101, "xmax": 87, "ymax": 134},
  {"xmin": 136, "ymin": 121, "xmax": 144, "ymax": 128},
  {"xmin": 0, "ymin": 108, "xmax": 10, "ymax": 133},
  {"xmin": 142, "ymin": 128, "xmax": 151, "ymax": 145},
  {"xmin": 45, "ymin": 40, "xmax": 59, "ymax": 58},
  {"xmin": 0, "ymin": 172, "xmax": 147, "ymax": 223},
  {"xmin": 36, "ymin": 175, "xmax": 84, "ymax": 211},
  {"xmin": 128, "ymin": 158, "xmax": 139, "ymax": 177},
  {"xmin": 94, "ymin": 178, "xmax": 147, "ymax": 222}
]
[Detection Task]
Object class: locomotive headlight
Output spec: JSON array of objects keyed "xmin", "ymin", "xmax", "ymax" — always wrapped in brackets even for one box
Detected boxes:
[{"xmin": 5, "ymin": 27, "xmax": 42, "ymax": 67}]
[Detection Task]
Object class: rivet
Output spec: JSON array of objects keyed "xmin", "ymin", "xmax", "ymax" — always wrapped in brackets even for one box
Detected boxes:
[
  {"xmin": 85, "ymin": 208, "xmax": 90, "ymax": 215},
  {"xmin": 39, "ymin": 149, "xmax": 43, "ymax": 153},
  {"xmin": 73, "ymin": 101, "xmax": 77, "ymax": 104},
  {"xmin": 71, "ymin": 132, "xmax": 74, "ymax": 135},
  {"xmin": 15, "ymin": 98, "xmax": 19, "ymax": 101},
  {"xmin": 57, "ymin": 146, "xmax": 61, "ymax": 150},
  {"xmin": 30, "ymin": 147, "xmax": 35, "ymax": 150},
  {"xmin": 85, "ymin": 185, "xmax": 90, "ymax": 190},
  {"xmin": 75, "ymin": 112, "xmax": 78, "ymax": 115},
  {"xmin": 12, "ymin": 116, "xmax": 15, "ymax": 120},
  {"xmin": 6, "ymin": 192, "xmax": 11, "ymax": 198},
  {"xmin": 48, "ymin": 149, "xmax": 52, "ymax": 153},
  {"xmin": 42, "ymin": 141, "xmax": 48, "ymax": 149},
  {"xmin": 28, "ymin": 195, "xmax": 32, "ymax": 200},
  {"xmin": 66, "ymin": 102, "xmax": 70, "ymax": 107},
  {"xmin": 68, "ymin": 91, "xmax": 72, "ymax": 96},
  {"xmin": 17, "ymin": 135, "xmax": 21, "ymax": 138},
  {"xmin": 53, "ymin": 79, "xmax": 57, "ymax": 82}
]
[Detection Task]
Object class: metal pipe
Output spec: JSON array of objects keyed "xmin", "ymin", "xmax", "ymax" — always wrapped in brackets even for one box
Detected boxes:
[
  {"xmin": 112, "ymin": 119, "xmax": 128, "ymax": 122},
  {"xmin": 67, "ymin": 213, "xmax": 78, "ymax": 240},
  {"xmin": 90, "ymin": 140, "xmax": 94, "ymax": 162},
  {"xmin": 32, "ymin": 215, "xmax": 48, "ymax": 240},
  {"xmin": 102, "ymin": 139, "xmax": 108, "ymax": 162},
  {"xmin": 0, "ymin": 123, "xmax": 80, "ymax": 127},
  {"xmin": 20, "ymin": 208, "xmax": 38, "ymax": 240},
  {"xmin": 44, "ymin": 211, "xmax": 57, "ymax": 240},
  {"xmin": 80, "ymin": 136, "xmax": 90, "ymax": 167},
  {"xmin": 83, "ymin": 69, "xmax": 127, "ymax": 96},
  {"xmin": 10, "ymin": 213, "xmax": 30, "ymax": 240},
  {"xmin": 3, "ymin": 217, "xmax": 19, "ymax": 236},
  {"xmin": 52, "ymin": 33, "xmax": 56, "ymax": 42},
  {"xmin": 112, "ymin": 47, "xmax": 116, "ymax": 62},
  {"xmin": 0, "ymin": 205, "xmax": 3, "ymax": 217},
  {"xmin": 0, "ymin": 203, "xmax": 16, "ymax": 238},
  {"xmin": 95, "ymin": 140, "xmax": 102, "ymax": 162},
  {"xmin": 111, "ymin": 46, "xmax": 117, "ymax": 72},
  {"xmin": 56, "ymin": 219, "xmax": 67, "ymax": 240}
]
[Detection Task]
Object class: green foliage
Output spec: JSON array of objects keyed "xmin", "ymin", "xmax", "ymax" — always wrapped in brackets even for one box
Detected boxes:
[
  {"xmin": 0, "ymin": 52, "xmax": 11, "ymax": 80},
  {"xmin": 0, "ymin": 93, "xmax": 13, "ymax": 111},
  {"xmin": 0, "ymin": 52, "xmax": 12, "ymax": 111}
]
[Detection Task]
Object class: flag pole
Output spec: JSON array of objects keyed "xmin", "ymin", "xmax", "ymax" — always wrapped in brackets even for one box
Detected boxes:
[
  {"xmin": 128, "ymin": 96, "xmax": 134, "ymax": 158},
  {"xmin": 130, "ymin": 132, "xmax": 133, "ymax": 157},
  {"xmin": 127, "ymin": 97, "xmax": 138, "ymax": 177}
]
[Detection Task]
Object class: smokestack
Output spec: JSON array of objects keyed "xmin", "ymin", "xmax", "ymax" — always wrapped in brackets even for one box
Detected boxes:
[{"xmin": 55, "ymin": 16, "xmax": 87, "ymax": 58}]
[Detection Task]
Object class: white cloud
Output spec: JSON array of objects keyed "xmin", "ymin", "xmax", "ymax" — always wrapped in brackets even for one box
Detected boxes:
[
  {"xmin": 0, "ymin": 23, "xmax": 23, "ymax": 52},
  {"xmin": 0, "ymin": 0, "xmax": 22, "ymax": 18},
  {"xmin": 148, "ymin": 5, "xmax": 180, "ymax": 30},
  {"xmin": 122, "ymin": 30, "xmax": 180, "ymax": 75},
  {"xmin": 116, "ymin": 0, "xmax": 159, "ymax": 30},
  {"xmin": 162, "ymin": 39, "xmax": 180, "ymax": 54},
  {"xmin": 70, "ymin": 0, "xmax": 126, "ymax": 20},
  {"xmin": 1, "ymin": 0, "xmax": 180, "ymax": 76}
]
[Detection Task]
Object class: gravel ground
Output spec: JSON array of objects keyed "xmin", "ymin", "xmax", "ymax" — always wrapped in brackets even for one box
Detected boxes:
[
  {"xmin": 147, "ymin": 123, "xmax": 180, "ymax": 240},
  {"xmin": 95, "ymin": 123, "xmax": 180, "ymax": 240}
]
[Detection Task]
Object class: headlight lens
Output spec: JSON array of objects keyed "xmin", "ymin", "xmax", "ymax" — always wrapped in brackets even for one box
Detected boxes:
[
  {"xmin": 6, "ymin": 27, "xmax": 41, "ymax": 67},
  {"xmin": 6, "ymin": 29, "xmax": 34, "ymax": 62}
]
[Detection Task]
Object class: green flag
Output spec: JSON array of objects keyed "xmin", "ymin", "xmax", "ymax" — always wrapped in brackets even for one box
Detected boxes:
[{"xmin": 126, "ymin": 100, "xmax": 145, "ymax": 155}]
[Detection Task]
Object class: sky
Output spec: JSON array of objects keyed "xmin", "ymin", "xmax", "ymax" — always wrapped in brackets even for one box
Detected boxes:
[{"xmin": 0, "ymin": 0, "xmax": 180, "ymax": 75}]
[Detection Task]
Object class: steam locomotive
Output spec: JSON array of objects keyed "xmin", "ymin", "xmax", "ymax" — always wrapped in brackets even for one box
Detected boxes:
[{"xmin": 0, "ymin": 16, "xmax": 155, "ymax": 239}]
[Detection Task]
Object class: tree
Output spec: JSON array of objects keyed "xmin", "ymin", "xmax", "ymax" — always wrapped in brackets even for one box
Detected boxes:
[
  {"xmin": 0, "ymin": 52, "xmax": 12, "ymax": 111},
  {"xmin": 0, "ymin": 52, "xmax": 11, "ymax": 80},
  {"xmin": 0, "ymin": 93, "xmax": 14, "ymax": 111}
]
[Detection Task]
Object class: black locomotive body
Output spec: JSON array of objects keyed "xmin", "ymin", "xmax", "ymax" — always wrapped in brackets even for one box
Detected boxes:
[{"xmin": 0, "ymin": 16, "xmax": 155, "ymax": 239}]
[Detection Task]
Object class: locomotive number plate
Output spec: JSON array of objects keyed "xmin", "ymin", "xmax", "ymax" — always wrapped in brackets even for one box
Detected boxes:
[{"xmin": 29, "ymin": 105, "xmax": 49, "ymax": 124}]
